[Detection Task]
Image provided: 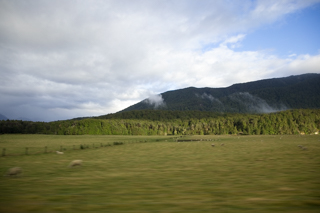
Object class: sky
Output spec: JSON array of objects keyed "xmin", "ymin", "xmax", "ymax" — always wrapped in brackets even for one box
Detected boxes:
[{"xmin": 0, "ymin": 0, "xmax": 320, "ymax": 122}]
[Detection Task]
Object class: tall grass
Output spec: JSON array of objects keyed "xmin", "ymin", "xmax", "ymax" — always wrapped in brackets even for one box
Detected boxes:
[{"xmin": 0, "ymin": 134, "xmax": 319, "ymax": 212}]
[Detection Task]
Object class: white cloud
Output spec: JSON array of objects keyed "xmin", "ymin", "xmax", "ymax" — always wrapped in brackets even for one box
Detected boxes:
[
  {"xmin": 144, "ymin": 94, "xmax": 166, "ymax": 109},
  {"xmin": 221, "ymin": 34, "xmax": 246, "ymax": 46},
  {"xmin": 285, "ymin": 54, "xmax": 320, "ymax": 74},
  {"xmin": 0, "ymin": 0, "xmax": 319, "ymax": 121}
]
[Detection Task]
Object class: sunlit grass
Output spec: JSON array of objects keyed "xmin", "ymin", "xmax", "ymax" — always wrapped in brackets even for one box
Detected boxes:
[{"xmin": 0, "ymin": 134, "xmax": 319, "ymax": 212}]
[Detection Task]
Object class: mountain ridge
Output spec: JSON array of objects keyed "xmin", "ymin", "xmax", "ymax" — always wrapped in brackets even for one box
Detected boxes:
[
  {"xmin": 119, "ymin": 73, "xmax": 320, "ymax": 114},
  {"xmin": 0, "ymin": 113, "xmax": 8, "ymax": 120}
]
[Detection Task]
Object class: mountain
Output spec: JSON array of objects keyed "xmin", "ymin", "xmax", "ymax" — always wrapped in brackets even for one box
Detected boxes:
[
  {"xmin": 16, "ymin": 117, "xmax": 32, "ymax": 121},
  {"xmin": 0, "ymin": 113, "xmax": 9, "ymax": 120},
  {"xmin": 120, "ymin": 73, "xmax": 320, "ymax": 114}
]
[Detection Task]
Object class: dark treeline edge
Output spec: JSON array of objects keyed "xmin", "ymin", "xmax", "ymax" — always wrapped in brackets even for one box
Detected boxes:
[{"xmin": 0, "ymin": 109, "xmax": 319, "ymax": 135}]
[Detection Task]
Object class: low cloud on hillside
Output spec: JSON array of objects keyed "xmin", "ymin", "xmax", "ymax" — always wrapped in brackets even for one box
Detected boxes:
[{"xmin": 144, "ymin": 94, "xmax": 166, "ymax": 109}]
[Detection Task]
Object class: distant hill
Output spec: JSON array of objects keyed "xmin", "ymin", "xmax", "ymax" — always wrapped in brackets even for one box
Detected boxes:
[
  {"xmin": 0, "ymin": 113, "xmax": 8, "ymax": 120},
  {"xmin": 120, "ymin": 73, "xmax": 320, "ymax": 114},
  {"xmin": 16, "ymin": 117, "xmax": 32, "ymax": 121}
]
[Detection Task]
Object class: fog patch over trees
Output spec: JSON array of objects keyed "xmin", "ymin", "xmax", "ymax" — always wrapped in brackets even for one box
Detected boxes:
[
  {"xmin": 228, "ymin": 92, "xmax": 288, "ymax": 113},
  {"xmin": 196, "ymin": 93, "xmax": 223, "ymax": 105},
  {"xmin": 144, "ymin": 94, "xmax": 166, "ymax": 109}
]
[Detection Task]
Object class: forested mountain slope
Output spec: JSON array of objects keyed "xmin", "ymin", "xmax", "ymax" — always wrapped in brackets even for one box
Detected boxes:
[{"xmin": 121, "ymin": 73, "xmax": 320, "ymax": 113}]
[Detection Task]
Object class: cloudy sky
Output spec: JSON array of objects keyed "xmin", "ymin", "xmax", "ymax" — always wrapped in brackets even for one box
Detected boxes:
[{"xmin": 1, "ymin": 0, "xmax": 320, "ymax": 121}]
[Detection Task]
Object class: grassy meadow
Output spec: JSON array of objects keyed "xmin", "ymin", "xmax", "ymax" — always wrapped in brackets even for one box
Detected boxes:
[{"xmin": 0, "ymin": 134, "xmax": 319, "ymax": 212}]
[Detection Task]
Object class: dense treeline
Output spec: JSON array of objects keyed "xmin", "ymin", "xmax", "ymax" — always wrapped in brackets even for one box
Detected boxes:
[
  {"xmin": 97, "ymin": 110, "xmax": 224, "ymax": 121},
  {"xmin": 0, "ymin": 109, "xmax": 319, "ymax": 135}
]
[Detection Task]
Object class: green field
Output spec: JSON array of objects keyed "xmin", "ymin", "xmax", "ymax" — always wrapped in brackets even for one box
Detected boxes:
[{"xmin": 0, "ymin": 134, "xmax": 319, "ymax": 212}]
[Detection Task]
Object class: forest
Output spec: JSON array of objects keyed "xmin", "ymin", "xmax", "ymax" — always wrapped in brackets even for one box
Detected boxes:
[
  {"xmin": 0, "ymin": 109, "xmax": 319, "ymax": 135},
  {"xmin": 121, "ymin": 74, "xmax": 320, "ymax": 113}
]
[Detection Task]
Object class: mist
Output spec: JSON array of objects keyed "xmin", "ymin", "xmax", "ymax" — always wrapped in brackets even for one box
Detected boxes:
[
  {"xmin": 229, "ymin": 92, "xmax": 288, "ymax": 113},
  {"xmin": 197, "ymin": 93, "xmax": 223, "ymax": 104},
  {"xmin": 144, "ymin": 94, "xmax": 166, "ymax": 109}
]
